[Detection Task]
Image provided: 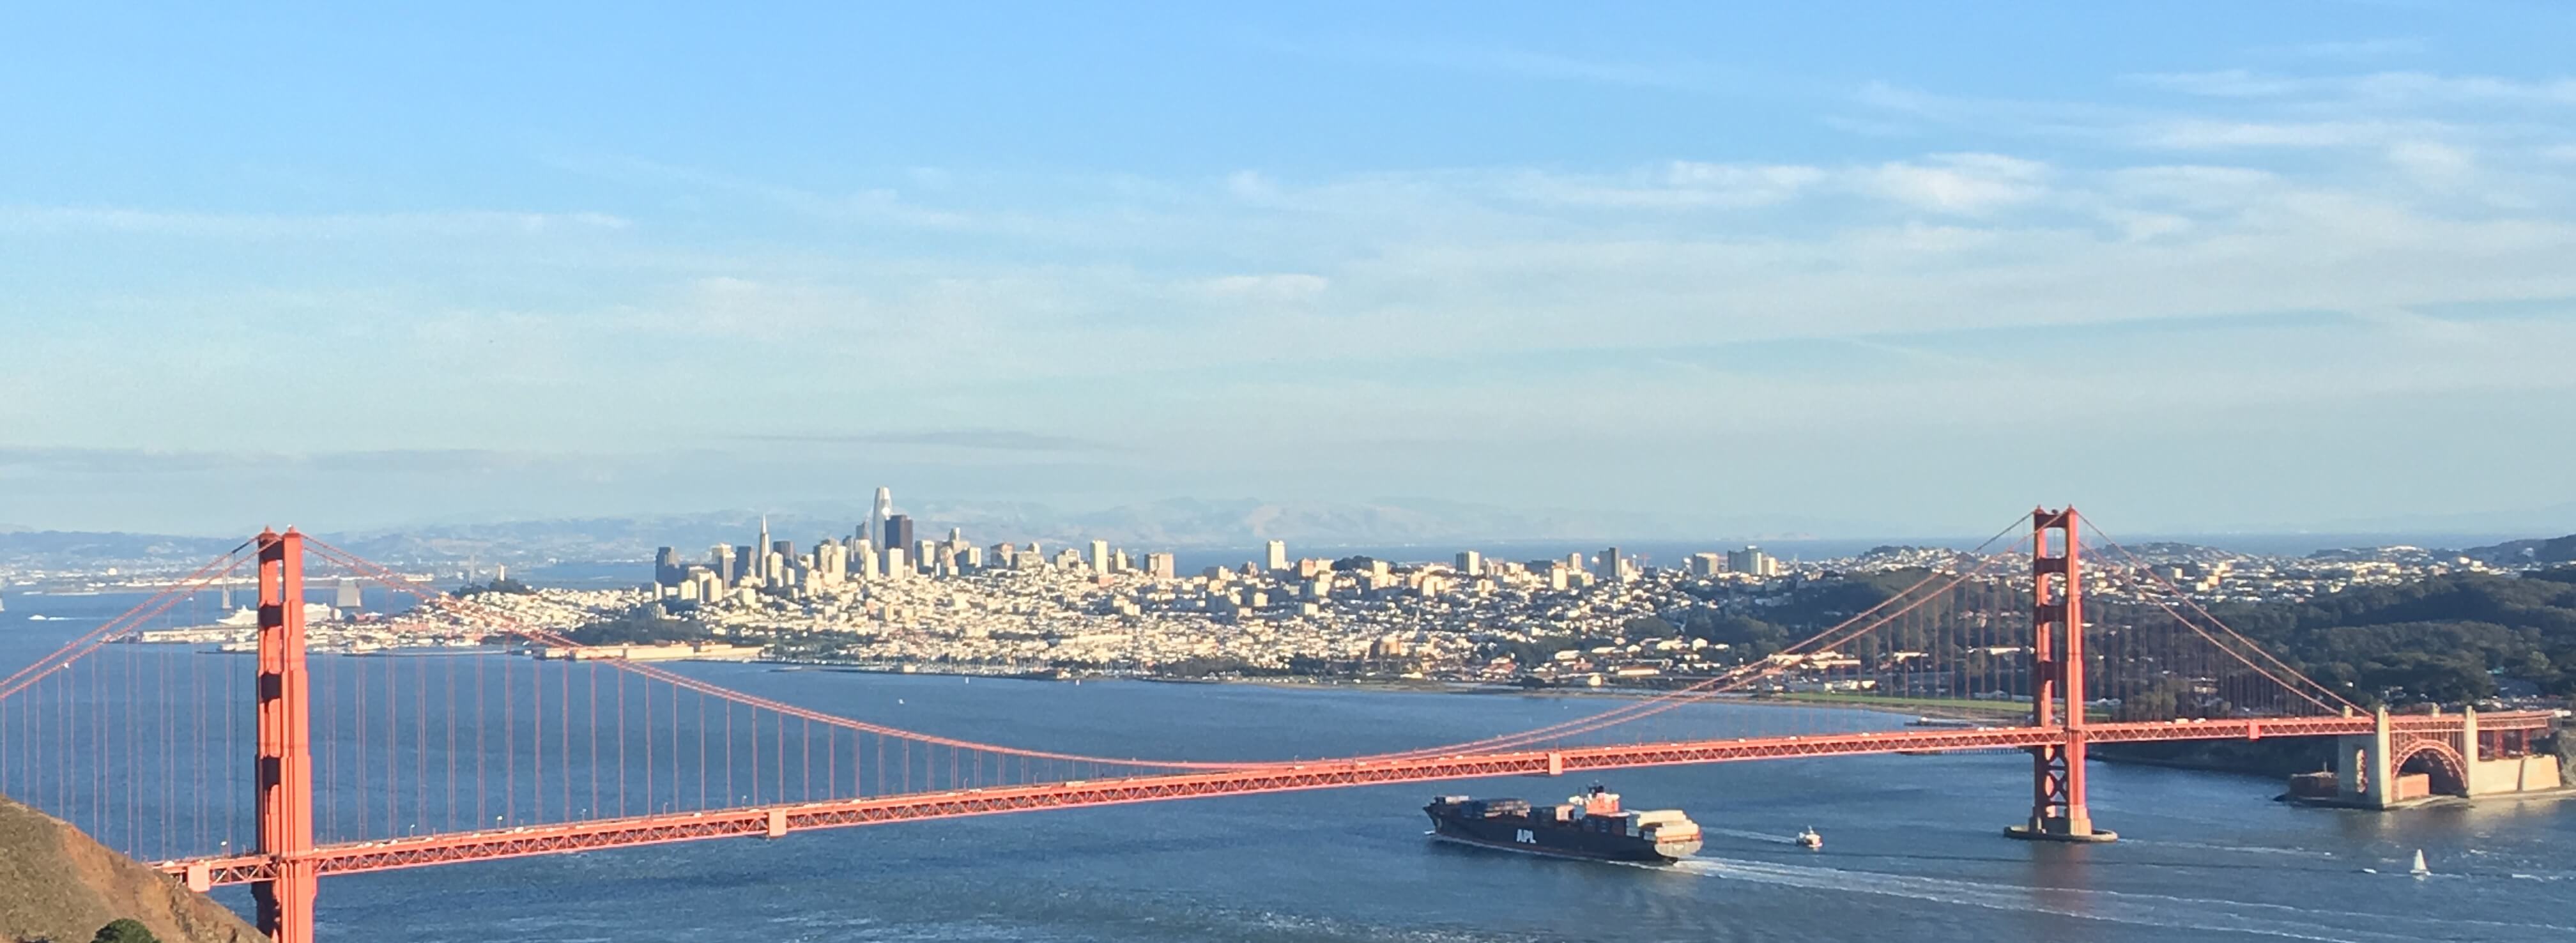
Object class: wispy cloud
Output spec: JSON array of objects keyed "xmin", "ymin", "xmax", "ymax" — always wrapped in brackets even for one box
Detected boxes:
[
  {"xmin": 1502, "ymin": 162, "xmax": 1827, "ymax": 209},
  {"xmin": 1269, "ymin": 38, "xmax": 1748, "ymax": 95},
  {"xmin": 543, "ymin": 153, "xmax": 1018, "ymax": 233},
  {"xmin": 0, "ymin": 207, "xmax": 630, "ymax": 238},
  {"xmin": 2129, "ymin": 70, "xmax": 2576, "ymax": 106},
  {"xmin": 0, "ymin": 447, "xmax": 562, "ymax": 476},
  {"xmin": 2249, "ymin": 37, "xmax": 2427, "ymax": 60},
  {"xmin": 733, "ymin": 430, "xmax": 1109, "ymax": 452},
  {"xmin": 1862, "ymin": 154, "xmax": 2048, "ymax": 213}
]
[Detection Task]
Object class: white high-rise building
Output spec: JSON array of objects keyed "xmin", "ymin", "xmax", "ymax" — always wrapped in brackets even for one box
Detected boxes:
[
  {"xmin": 1455, "ymin": 550, "xmax": 1482, "ymax": 574},
  {"xmin": 1264, "ymin": 540, "xmax": 1288, "ymax": 572},
  {"xmin": 1089, "ymin": 539, "xmax": 1111, "ymax": 576}
]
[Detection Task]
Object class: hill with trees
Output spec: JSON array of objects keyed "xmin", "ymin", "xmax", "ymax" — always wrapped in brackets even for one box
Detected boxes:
[
  {"xmin": 1653, "ymin": 564, "xmax": 2576, "ymax": 708},
  {"xmin": 2202, "ymin": 567, "xmax": 2576, "ymax": 705}
]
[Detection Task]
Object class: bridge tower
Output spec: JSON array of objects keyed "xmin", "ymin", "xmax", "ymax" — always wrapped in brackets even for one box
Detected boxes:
[
  {"xmin": 2007, "ymin": 507, "xmax": 2117, "ymax": 842},
  {"xmin": 251, "ymin": 528, "xmax": 320, "ymax": 943}
]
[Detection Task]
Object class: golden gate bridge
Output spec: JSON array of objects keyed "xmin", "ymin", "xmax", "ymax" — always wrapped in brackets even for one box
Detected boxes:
[{"xmin": 0, "ymin": 507, "xmax": 2555, "ymax": 943}]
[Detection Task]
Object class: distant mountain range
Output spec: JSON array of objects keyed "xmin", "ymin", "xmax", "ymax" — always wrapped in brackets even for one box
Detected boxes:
[{"xmin": 2308, "ymin": 502, "xmax": 2576, "ymax": 539}]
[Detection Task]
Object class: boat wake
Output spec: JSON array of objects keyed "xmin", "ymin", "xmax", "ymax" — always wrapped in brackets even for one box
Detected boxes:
[
  {"xmin": 1652, "ymin": 855, "xmax": 2576, "ymax": 943},
  {"xmin": 2128, "ymin": 839, "xmax": 2320, "ymax": 857}
]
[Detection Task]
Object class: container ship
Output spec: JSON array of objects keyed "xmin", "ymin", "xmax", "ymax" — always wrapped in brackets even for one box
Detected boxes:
[{"xmin": 1425, "ymin": 784, "xmax": 1701, "ymax": 862}]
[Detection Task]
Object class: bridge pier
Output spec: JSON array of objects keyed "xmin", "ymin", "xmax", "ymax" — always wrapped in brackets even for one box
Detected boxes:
[
  {"xmin": 2328, "ymin": 706, "xmax": 2562, "ymax": 808},
  {"xmin": 2333, "ymin": 708, "xmax": 2395, "ymax": 808},
  {"xmin": 2004, "ymin": 507, "xmax": 2116, "ymax": 843},
  {"xmin": 2007, "ymin": 732, "xmax": 2115, "ymax": 843}
]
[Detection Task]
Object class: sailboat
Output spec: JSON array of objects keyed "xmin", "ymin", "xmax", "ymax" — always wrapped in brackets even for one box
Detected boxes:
[{"xmin": 2409, "ymin": 849, "xmax": 2430, "ymax": 877}]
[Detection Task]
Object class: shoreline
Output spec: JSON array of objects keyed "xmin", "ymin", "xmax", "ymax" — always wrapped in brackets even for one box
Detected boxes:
[{"xmin": 769, "ymin": 659, "xmax": 1992, "ymax": 720}]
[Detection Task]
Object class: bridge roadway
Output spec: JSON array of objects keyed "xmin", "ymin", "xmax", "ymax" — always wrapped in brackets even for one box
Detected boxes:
[{"xmin": 161, "ymin": 712, "xmax": 2554, "ymax": 887}]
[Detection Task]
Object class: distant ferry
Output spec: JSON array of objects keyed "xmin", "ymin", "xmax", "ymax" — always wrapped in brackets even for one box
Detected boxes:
[{"xmin": 1425, "ymin": 784, "xmax": 1701, "ymax": 862}]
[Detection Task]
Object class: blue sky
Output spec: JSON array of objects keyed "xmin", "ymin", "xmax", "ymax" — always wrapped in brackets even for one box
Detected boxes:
[{"xmin": 4, "ymin": 2, "xmax": 2574, "ymax": 536}]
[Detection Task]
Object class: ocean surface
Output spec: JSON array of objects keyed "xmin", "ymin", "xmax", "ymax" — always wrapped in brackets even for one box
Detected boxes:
[{"xmin": 4, "ymin": 590, "xmax": 2573, "ymax": 942}]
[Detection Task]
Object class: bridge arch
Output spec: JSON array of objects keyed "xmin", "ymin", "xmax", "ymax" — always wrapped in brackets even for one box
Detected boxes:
[{"xmin": 2391, "ymin": 740, "xmax": 2469, "ymax": 797}]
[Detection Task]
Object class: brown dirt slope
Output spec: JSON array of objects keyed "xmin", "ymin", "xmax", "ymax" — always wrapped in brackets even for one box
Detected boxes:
[{"xmin": 0, "ymin": 796, "xmax": 265, "ymax": 943}]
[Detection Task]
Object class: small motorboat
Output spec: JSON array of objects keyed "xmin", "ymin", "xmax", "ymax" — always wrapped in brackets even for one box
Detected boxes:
[{"xmin": 1796, "ymin": 827, "xmax": 1822, "ymax": 850}]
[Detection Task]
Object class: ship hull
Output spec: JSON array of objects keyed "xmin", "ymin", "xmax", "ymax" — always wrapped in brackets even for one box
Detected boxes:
[{"xmin": 1425, "ymin": 811, "xmax": 1698, "ymax": 862}]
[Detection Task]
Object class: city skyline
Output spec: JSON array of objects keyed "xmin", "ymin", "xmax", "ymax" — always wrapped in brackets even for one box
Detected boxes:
[{"xmin": 5, "ymin": 4, "xmax": 2574, "ymax": 536}]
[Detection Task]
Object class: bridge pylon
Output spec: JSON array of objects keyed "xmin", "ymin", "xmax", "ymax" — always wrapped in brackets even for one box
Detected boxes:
[
  {"xmin": 250, "ymin": 528, "xmax": 320, "ymax": 943},
  {"xmin": 2007, "ymin": 507, "xmax": 2117, "ymax": 843}
]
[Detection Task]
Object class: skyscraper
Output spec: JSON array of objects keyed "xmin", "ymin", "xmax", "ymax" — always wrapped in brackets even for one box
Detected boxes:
[
  {"xmin": 1455, "ymin": 550, "xmax": 1482, "ymax": 574},
  {"xmin": 870, "ymin": 487, "xmax": 893, "ymax": 555},
  {"xmin": 1089, "ymin": 539, "xmax": 1110, "ymax": 576},
  {"xmin": 1600, "ymin": 547, "xmax": 1628, "ymax": 584},
  {"xmin": 756, "ymin": 516, "xmax": 772, "ymax": 582},
  {"xmin": 884, "ymin": 514, "xmax": 916, "ymax": 570},
  {"xmin": 1264, "ymin": 540, "xmax": 1288, "ymax": 572}
]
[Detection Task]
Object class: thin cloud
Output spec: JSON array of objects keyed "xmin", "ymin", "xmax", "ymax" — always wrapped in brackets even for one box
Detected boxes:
[
  {"xmin": 2251, "ymin": 37, "xmax": 2428, "ymax": 60},
  {"xmin": 0, "ymin": 208, "xmax": 630, "ymax": 239},
  {"xmin": 736, "ymin": 430, "xmax": 1109, "ymax": 452},
  {"xmin": 1861, "ymin": 154, "xmax": 2048, "ymax": 213},
  {"xmin": 1268, "ymin": 38, "xmax": 1746, "ymax": 95},
  {"xmin": 2131, "ymin": 70, "xmax": 2576, "ymax": 106},
  {"xmin": 0, "ymin": 447, "xmax": 556, "ymax": 475}
]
